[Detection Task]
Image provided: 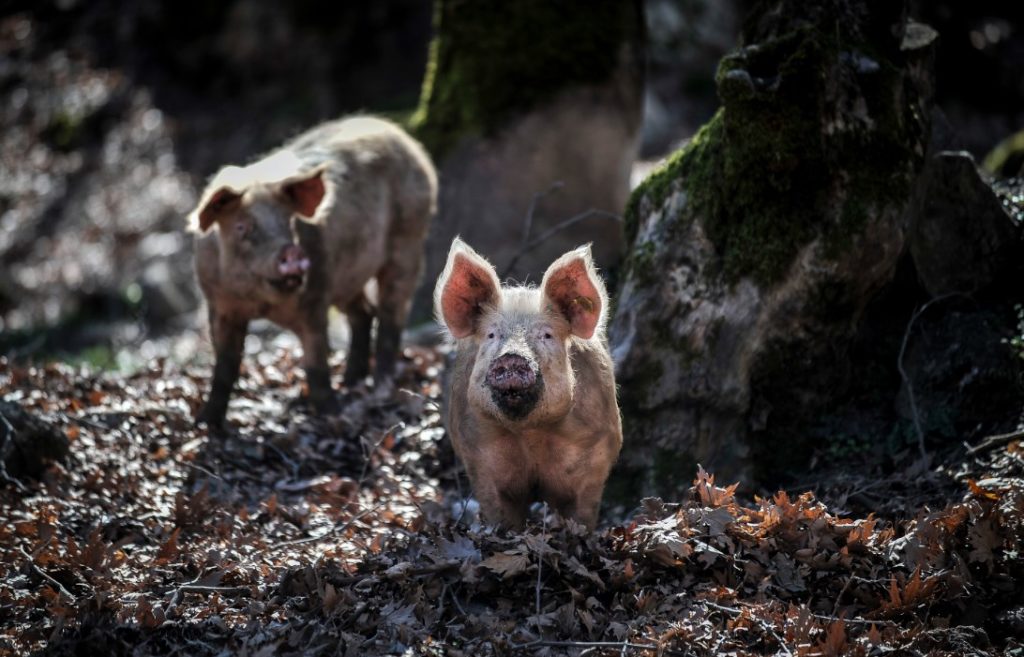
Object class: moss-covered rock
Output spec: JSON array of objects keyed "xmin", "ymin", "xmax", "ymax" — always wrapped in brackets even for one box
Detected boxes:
[{"xmin": 610, "ymin": 1, "xmax": 940, "ymax": 496}]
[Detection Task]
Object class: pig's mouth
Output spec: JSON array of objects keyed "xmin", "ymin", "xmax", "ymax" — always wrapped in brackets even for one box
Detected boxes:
[
  {"xmin": 268, "ymin": 273, "xmax": 306, "ymax": 293},
  {"xmin": 486, "ymin": 353, "xmax": 543, "ymax": 420},
  {"xmin": 268, "ymin": 250, "xmax": 310, "ymax": 294}
]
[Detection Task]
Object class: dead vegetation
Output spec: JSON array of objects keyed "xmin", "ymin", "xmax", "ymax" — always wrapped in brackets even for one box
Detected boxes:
[{"xmin": 1, "ymin": 345, "xmax": 1022, "ymax": 656}]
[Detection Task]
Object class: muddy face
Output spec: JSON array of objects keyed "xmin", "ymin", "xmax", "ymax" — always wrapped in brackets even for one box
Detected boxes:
[{"xmin": 468, "ymin": 301, "xmax": 575, "ymax": 425}]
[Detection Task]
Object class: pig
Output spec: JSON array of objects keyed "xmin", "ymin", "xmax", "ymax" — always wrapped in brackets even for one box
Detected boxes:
[
  {"xmin": 189, "ymin": 116, "xmax": 437, "ymax": 429},
  {"xmin": 434, "ymin": 238, "xmax": 622, "ymax": 529}
]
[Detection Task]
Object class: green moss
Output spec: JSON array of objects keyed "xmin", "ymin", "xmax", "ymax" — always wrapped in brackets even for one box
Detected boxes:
[
  {"xmin": 410, "ymin": 0, "xmax": 642, "ymax": 158},
  {"xmin": 625, "ymin": 23, "xmax": 925, "ymax": 288}
]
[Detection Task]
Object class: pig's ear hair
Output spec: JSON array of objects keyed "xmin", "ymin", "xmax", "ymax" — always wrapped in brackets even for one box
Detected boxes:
[
  {"xmin": 281, "ymin": 167, "xmax": 328, "ymax": 219},
  {"xmin": 190, "ymin": 184, "xmax": 243, "ymax": 233},
  {"xmin": 541, "ymin": 244, "xmax": 607, "ymax": 340},
  {"xmin": 434, "ymin": 237, "xmax": 501, "ymax": 339}
]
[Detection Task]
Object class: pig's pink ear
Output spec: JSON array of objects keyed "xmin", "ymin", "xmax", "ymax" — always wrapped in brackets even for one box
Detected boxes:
[
  {"xmin": 193, "ymin": 187, "xmax": 242, "ymax": 233},
  {"xmin": 282, "ymin": 169, "xmax": 327, "ymax": 218},
  {"xmin": 541, "ymin": 245, "xmax": 607, "ymax": 340},
  {"xmin": 434, "ymin": 238, "xmax": 501, "ymax": 339}
]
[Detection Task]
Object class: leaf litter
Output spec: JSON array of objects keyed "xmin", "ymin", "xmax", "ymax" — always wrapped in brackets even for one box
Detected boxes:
[{"xmin": 0, "ymin": 343, "xmax": 1022, "ymax": 656}]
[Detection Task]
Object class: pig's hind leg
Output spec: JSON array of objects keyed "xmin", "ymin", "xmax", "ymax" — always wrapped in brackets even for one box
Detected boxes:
[
  {"xmin": 342, "ymin": 293, "xmax": 373, "ymax": 387},
  {"xmin": 372, "ymin": 248, "xmax": 422, "ymax": 387},
  {"xmin": 298, "ymin": 307, "xmax": 338, "ymax": 413}
]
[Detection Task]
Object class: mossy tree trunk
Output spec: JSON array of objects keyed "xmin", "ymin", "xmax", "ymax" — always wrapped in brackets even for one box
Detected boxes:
[
  {"xmin": 409, "ymin": 0, "xmax": 645, "ymax": 319},
  {"xmin": 609, "ymin": 0, "xmax": 942, "ymax": 496}
]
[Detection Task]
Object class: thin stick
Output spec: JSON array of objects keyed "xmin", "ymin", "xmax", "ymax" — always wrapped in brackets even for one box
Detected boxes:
[
  {"xmin": 705, "ymin": 600, "xmax": 897, "ymax": 627},
  {"xmin": 268, "ymin": 501, "xmax": 384, "ymax": 551},
  {"xmin": 511, "ymin": 639, "xmax": 658, "ymax": 653},
  {"xmin": 967, "ymin": 429, "xmax": 1024, "ymax": 455},
  {"xmin": 501, "ymin": 200, "xmax": 620, "ymax": 280},
  {"xmin": 703, "ymin": 602, "xmax": 793, "ymax": 656},
  {"xmin": 535, "ymin": 507, "xmax": 547, "ymax": 619},
  {"xmin": 520, "ymin": 182, "xmax": 566, "ymax": 261},
  {"xmin": 897, "ymin": 292, "xmax": 966, "ymax": 460},
  {"xmin": 177, "ymin": 585, "xmax": 251, "ymax": 597},
  {"xmin": 19, "ymin": 547, "xmax": 77, "ymax": 602}
]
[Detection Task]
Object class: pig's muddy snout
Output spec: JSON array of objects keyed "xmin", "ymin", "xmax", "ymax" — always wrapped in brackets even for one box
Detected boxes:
[
  {"xmin": 271, "ymin": 244, "xmax": 310, "ymax": 292},
  {"xmin": 486, "ymin": 353, "xmax": 542, "ymax": 419}
]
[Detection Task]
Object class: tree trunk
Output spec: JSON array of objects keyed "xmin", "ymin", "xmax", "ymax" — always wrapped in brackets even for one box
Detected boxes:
[
  {"xmin": 610, "ymin": 1, "xmax": 946, "ymax": 495},
  {"xmin": 409, "ymin": 0, "xmax": 645, "ymax": 320}
]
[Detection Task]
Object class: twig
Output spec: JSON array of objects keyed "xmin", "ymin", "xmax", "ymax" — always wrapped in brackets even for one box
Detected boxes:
[
  {"xmin": 62, "ymin": 412, "xmax": 114, "ymax": 433},
  {"xmin": 266, "ymin": 441, "xmax": 299, "ymax": 480},
  {"xmin": 184, "ymin": 462, "xmax": 224, "ymax": 481},
  {"xmin": 511, "ymin": 639, "xmax": 659, "ymax": 653},
  {"xmin": 18, "ymin": 547, "xmax": 77, "ymax": 602},
  {"xmin": 359, "ymin": 422, "xmax": 403, "ymax": 485},
  {"xmin": 501, "ymin": 193, "xmax": 620, "ymax": 280},
  {"xmin": 897, "ymin": 292, "xmax": 968, "ymax": 460},
  {"xmin": 520, "ymin": 181, "xmax": 565, "ymax": 258},
  {"xmin": 178, "ymin": 585, "xmax": 251, "ymax": 597},
  {"xmin": 967, "ymin": 429, "xmax": 1024, "ymax": 455},
  {"xmin": 705, "ymin": 600, "xmax": 896, "ymax": 627},
  {"xmin": 535, "ymin": 506, "xmax": 547, "ymax": 619},
  {"xmin": 703, "ymin": 602, "xmax": 793, "ymax": 656},
  {"xmin": 832, "ymin": 574, "xmax": 855, "ymax": 617},
  {"xmin": 268, "ymin": 501, "xmax": 385, "ymax": 551},
  {"xmin": 446, "ymin": 582, "xmax": 468, "ymax": 617}
]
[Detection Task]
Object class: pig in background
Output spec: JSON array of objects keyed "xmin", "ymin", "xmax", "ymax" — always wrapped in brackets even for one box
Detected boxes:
[
  {"xmin": 435, "ymin": 238, "xmax": 622, "ymax": 529},
  {"xmin": 189, "ymin": 116, "xmax": 437, "ymax": 429}
]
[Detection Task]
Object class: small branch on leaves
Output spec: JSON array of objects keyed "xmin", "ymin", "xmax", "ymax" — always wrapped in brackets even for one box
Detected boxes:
[
  {"xmin": 269, "ymin": 502, "xmax": 385, "ymax": 551},
  {"xmin": 897, "ymin": 292, "xmax": 970, "ymax": 460},
  {"xmin": 18, "ymin": 547, "xmax": 77, "ymax": 602},
  {"xmin": 967, "ymin": 429, "xmax": 1024, "ymax": 455}
]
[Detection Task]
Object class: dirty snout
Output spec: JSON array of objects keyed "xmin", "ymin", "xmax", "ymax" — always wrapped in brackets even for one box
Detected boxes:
[
  {"xmin": 271, "ymin": 243, "xmax": 310, "ymax": 293},
  {"xmin": 486, "ymin": 353, "xmax": 543, "ymax": 420}
]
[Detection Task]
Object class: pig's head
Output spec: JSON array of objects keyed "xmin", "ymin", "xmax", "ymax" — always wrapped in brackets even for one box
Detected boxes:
[
  {"xmin": 190, "ymin": 162, "xmax": 328, "ymax": 303},
  {"xmin": 435, "ymin": 238, "xmax": 607, "ymax": 428}
]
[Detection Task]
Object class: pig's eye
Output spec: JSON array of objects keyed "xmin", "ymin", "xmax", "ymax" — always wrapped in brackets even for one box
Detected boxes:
[
  {"xmin": 487, "ymin": 332, "xmax": 495, "ymax": 339},
  {"xmin": 234, "ymin": 220, "xmax": 250, "ymax": 237},
  {"xmin": 543, "ymin": 332, "xmax": 552, "ymax": 340}
]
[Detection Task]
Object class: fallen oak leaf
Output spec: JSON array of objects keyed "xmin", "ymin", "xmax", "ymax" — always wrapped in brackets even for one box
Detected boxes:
[{"xmin": 481, "ymin": 551, "xmax": 531, "ymax": 579}]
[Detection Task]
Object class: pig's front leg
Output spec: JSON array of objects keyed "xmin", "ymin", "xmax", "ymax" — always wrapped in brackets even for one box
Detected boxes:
[
  {"xmin": 462, "ymin": 449, "xmax": 530, "ymax": 529},
  {"xmin": 298, "ymin": 310, "xmax": 337, "ymax": 413},
  {"xmin": 197, "ymin": 312, "xmax": 248, "ymax": 430}
]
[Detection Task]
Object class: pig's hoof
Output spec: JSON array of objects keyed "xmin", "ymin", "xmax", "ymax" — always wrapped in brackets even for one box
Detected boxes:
[
  {"xmin": 195, "ymin": 406, "xmax": 227, "ymax": 433},
  {"xmin": 310, "ymin": 393, "xmax": 343, "ymax": 415}
]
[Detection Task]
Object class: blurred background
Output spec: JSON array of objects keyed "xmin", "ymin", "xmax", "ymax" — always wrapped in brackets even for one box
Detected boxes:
[{"xmin": 1, "ymin": 0, "xmax": 1022, "ymax": 369}]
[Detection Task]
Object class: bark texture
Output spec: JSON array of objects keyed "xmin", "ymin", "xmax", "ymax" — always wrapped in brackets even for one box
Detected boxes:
[
  {"xmin": 409, "ymin": 0, "xmax": 645, "ymax": 319},
  {"xmin": 610, "ymin": 1, "xmax": 1022, "ymax": 498}
]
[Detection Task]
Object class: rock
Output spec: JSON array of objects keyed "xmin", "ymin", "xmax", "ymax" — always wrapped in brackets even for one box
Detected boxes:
[
  {"xmin": 909, "ymin": 151, "xmax": 1021, "ymax": 297},
  {"xmin": 610, "ymin": 0, "xmax": 936, "ymax": 494},
  {"xmin": 0, "ymin": 400, "xmax": 69, "ymax": 481}
]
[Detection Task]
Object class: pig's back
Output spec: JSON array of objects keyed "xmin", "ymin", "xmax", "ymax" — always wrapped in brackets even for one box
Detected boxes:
[
  {"xmin": 288, "ymin": 116, "xmax": 437, "ymax": 223},
  {"xmin": 286, "ymin": 116, "xmax": 437, "ymax": 306}
]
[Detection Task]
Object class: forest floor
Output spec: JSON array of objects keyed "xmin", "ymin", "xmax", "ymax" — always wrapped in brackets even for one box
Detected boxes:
[{"xmin": 1, "ymin": 341, "xmax": 1023, "ymax": 657}]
